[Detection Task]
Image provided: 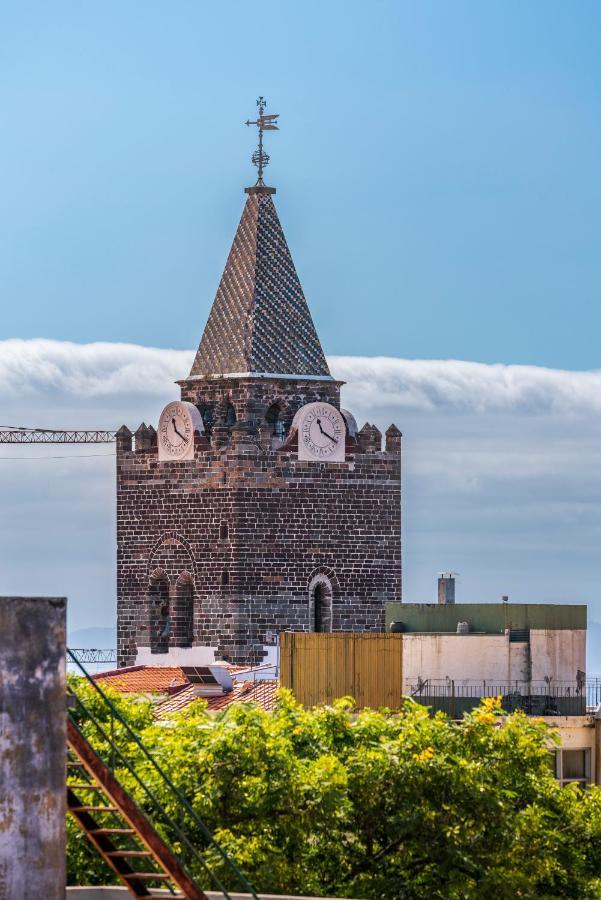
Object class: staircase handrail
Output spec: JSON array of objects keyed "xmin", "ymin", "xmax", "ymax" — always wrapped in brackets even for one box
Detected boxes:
[{"xmin": 67, "ymin": 648, "xmax": 258, "ymax": 899}]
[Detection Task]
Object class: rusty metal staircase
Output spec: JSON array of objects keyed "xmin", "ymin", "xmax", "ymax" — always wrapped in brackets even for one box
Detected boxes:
[
  {"xmin": 67, "ymin": 650, "xmax": 259, "ymax": 900},
  {"xmin": 67, "ymin": 724, "xmax": 201, "ymax": 898}
]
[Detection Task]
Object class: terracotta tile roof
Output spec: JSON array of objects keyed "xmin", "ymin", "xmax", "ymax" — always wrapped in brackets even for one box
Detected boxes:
[
  {"xmin": 207, "ymin": 679, "xmax": 279, "ymax": 712},
  {"xmin": 94, "ymin": 665, "xmax": 188, "ymax": 694},
  {"xmin": 153, "ymin": 683, "xmax": 198, "ymax": 715},
  {"xmin": 155, "ymin": 679, "xmax": 280, "ymax": 718}
]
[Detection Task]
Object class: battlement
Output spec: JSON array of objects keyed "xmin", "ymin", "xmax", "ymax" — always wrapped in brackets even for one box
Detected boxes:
[{"xmin": 117, "ymin": 422, "xmax": 401, "ymax": 666}]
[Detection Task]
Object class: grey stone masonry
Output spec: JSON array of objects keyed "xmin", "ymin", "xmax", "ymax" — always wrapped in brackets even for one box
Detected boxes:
[{"xmin": 177, "ymin": 374, "xmax": 342, "ymax": 437}]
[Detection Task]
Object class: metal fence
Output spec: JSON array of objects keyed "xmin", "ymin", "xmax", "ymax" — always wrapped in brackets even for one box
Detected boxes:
[
  {"xmin": 408, "ymin": 679, "xmax": 591, "ymax": 718},
  {"xmin": 587, "ymin": 676, "xmax": 601, "ymax": 710}
]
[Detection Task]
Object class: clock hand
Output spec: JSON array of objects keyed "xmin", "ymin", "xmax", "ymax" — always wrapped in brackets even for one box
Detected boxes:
[
  {"xmin": 316, "ymin": 418, "xmax": 338, "ymax": 444},
  {"xmin": 171, "ymin": 417, "xmax": 189, "ymax": 442}
]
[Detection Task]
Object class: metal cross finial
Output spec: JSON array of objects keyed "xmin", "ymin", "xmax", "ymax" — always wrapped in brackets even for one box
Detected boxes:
[{"xmin": 245, "ymin": 96, "xmax": 279, "ymax": 185}]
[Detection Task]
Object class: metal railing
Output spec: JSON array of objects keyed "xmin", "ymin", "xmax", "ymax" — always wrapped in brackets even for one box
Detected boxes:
[
  {"xmin": 408, "ymin": 678, "xmax": 588, "ymax": 717},
  {"xmin": 67, "ymin": 649, "xmax": 259, "ymax": 899},
  {"xmin": 68, "ymin": 648, "xmax": 117, "ymax": 665}
]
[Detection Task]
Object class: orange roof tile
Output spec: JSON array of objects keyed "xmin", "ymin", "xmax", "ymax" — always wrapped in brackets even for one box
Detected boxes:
[
  {"xmin": 155, "ymin": 679, "xmax": 280, "ymax": 717},
  {"xmin": 94, "ymin": 665, "xmax": 188, "ymax": 693}
]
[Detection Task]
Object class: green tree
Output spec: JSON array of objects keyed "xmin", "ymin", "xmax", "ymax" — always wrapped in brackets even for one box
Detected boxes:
[{"xmin": 67, "ymin": 681, "xmax": 601, "ymax": 899}]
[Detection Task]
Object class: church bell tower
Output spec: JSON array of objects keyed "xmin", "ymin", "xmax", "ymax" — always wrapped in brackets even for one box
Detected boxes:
[{"xmin": 116, "ymin": 99, "xmax": 402, "ymax": 666}]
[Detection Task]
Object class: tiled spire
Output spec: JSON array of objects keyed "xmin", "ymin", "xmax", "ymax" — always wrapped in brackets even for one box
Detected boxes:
[{"xmin": 189, "ymin": 186, "xmax": 331, "ymax": 379}]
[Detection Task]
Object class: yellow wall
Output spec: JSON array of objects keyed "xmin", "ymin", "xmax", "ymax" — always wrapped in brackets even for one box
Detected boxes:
[{"xmin": 280, "ymin": 632, "xmax": 403, "ymax": 708}]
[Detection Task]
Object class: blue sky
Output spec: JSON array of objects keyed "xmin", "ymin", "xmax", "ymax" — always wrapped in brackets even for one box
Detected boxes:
[
  {"xmin": 1, "ymin": 1, "xmax": 600, "ymax": 367},
  {"xmin": 1, "ymin": 3, "xmax": 601, "ymax": 663}
]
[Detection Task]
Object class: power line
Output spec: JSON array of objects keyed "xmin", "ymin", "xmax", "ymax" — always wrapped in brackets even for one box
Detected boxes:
[
  {"xmin": 0, "ymin": 452, "xmax": 115, "ymax": 460},
  {"xmin": 0, "ymin": 424, "xmax": 64, "ymax": 431}
]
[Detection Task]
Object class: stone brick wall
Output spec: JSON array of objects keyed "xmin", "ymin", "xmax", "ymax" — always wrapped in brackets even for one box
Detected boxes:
[
  {"xmin": 117, "ymin": 379, "xmax": 401, "ymax": 666},
  {"xmin": 178, "ymin": 375, "xmax": 342, "ymax": 437}
]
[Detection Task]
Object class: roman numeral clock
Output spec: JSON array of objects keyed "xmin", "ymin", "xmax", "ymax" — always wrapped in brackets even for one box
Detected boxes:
[
  {"xmin": 295, "ymin": 402, "xmax": 346, "ymax": 462},
  {"xmin": 157, "ymin": 402, "xmax": 203, "ymax": 462}
]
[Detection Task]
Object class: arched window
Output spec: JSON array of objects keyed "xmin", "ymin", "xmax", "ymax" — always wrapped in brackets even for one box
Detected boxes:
[
  {"xmin": 225, "ymin": 403, "xmax": 237, "ymax": 427},
  {"xmin": 149, "ymin": 576, "xmax": 170, "ymax": 654},
  {"xmin": 172, "ymin": 577, "xmax": 193, "ymax": 648},
  {"xmin": 265, "ymin": 403, "xmax": 287, "ymax": 441},
  {"xmin": 310, "ymin": 578, "xmax": 332, "ymax": 633},
  {"xmin": 200, "ymin": 405, "xmax": 214, "ymax": 437}
]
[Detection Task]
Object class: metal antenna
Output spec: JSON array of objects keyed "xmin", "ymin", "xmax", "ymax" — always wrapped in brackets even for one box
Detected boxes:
[{"xmin": 245, "ymin": 96, "xmax": 279, "ymax": 185}]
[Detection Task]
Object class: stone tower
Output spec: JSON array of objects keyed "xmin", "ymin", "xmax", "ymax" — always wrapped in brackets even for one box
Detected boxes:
[{"xmin": 116, "ymin": 179, "xmax": 402, "ymax": 667}]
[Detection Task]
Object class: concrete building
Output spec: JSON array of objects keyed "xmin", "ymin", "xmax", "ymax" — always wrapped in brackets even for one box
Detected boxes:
[
  {"xmin": 387, "ymin": 602, "xmax": 587, "ymax": 716},
  {"xmin": 547, "ymin": 715, "xmax": 599, "ymax": 788}
]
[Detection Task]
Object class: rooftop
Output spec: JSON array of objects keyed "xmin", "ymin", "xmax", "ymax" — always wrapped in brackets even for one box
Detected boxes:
[
  {"xmin": 188, "ymin": 186, "xmax": 331, "ymax": 380},
  {"xmin": 386, "ymin": 602, "xmax": 587, "ymax": 634},
  {"xmin": 156, "ymin": 678, "xmax": 280, "ymax": 717},
  {"xmin": 94, "ymin": 665, "xmax": 188, "ymax": 693},
  {"xmin": 93, "ymin": 664, "xmax": 279, "ymax": 715}
]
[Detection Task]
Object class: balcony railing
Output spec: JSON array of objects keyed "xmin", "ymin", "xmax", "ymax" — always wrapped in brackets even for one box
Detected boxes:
[
  {"xmin": 586, "ymin": 676, "xmax": 601, "ymax": 710},
  {"xmin": 408, "ymin": 678, "xmax": 591, "ymax": 717}
]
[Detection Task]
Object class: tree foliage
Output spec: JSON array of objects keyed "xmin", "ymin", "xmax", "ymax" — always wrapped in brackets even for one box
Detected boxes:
[{"xmin": 67, "ymin": 680, "xmax": 601, "ymax": 898}]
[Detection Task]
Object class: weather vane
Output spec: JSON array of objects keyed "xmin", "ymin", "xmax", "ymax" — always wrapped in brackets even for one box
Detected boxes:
[{"xmin": 245, "ymin": 96, "xmax": 279, "ymax": 185}]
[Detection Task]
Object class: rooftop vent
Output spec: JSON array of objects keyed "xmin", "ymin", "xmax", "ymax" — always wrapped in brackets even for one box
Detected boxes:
[{"xmin": 508, "ymin": 628, "xmax": 530, "ymax": 643}]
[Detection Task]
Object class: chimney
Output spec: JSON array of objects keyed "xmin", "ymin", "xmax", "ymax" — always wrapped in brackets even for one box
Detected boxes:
[{"xmin": 438, "ymin": 572, "xmax": 456, "ymax": 605}]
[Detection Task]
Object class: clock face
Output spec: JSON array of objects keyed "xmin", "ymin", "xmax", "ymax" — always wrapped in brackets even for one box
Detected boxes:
[
  {"xmin": 158, "ymin": 401, "xmax": 203, "ymax": 462},
  {"xmin": 296, "ymin": 402, "xmax": 346, "ymax": 463}
]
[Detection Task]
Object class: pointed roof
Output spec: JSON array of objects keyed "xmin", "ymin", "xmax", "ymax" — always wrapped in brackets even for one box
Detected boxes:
[{"xmin": 189, "ymin": 186, "xmax": 331, "ymax": 380}]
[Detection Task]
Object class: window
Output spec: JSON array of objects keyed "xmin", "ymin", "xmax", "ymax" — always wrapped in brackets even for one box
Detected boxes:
[
  {"xmin": 221, "ymin": 569, "xmax": 229, "ymax": 587},
  {"xmin": 314, "ymin": 583, "xmax": 326, "ymax": 633},
  {"xmin": 172, "ymin": 579, "xmax": 193, "ymax": 648},
  {"xmin": 219, "ymin": 522, "xmax": 229, "ymax": 541},
  {"xmin": 148, "ymin": 577, "xmax": 170, "ymax": 654},
  {"xmin": 265, "ymin": 403, "xmax": 287, "ymax": 442},
  {"xmin": 225, "ymin": 403, "xmax": 236, "ymax": 427},
  {"xmin": 509, "ymin": 628, "xmax": 530, "ymax": 643},
  {"xmin": 555, "ymin": 748, "xmax": 591, "ymax": 788},
  {"xmin": 200, "ymin": 406, "xmax": 213, "ymax": 437},
  {"xmin": 310, "ymin": 578, "xmax": 333, "ymax": 633}
]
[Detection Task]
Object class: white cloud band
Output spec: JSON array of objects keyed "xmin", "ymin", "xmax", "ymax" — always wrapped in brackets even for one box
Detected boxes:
[
  {"xmin": 2, "ymin": 339, "xmax": 601, "ymax": 418},
  {"xmin": 1, "ymin": 339, "xmax": 600, "ymax": 654}
]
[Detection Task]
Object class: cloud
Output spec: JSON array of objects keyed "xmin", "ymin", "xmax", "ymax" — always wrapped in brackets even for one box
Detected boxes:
[
  {"xmin": 2, "ymin": 339, "xmax": 601, "ymax": 417},
  {"xmin": 0, "ymin": 339, "xmax": 600, "ymax": 668},
  {"xmin": 330, "ymin": 355, "xmax": 601, "ymax": 416},
  {"xmin": 0, "ymin": 338, "xmax": 193, "ymax": 400}
]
